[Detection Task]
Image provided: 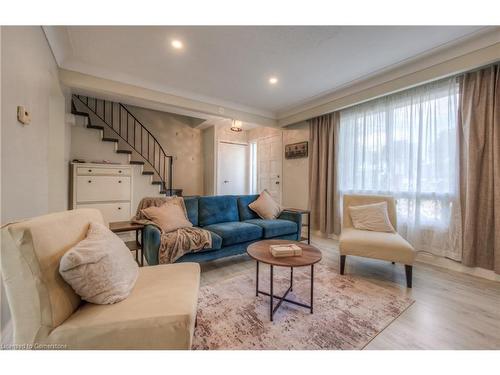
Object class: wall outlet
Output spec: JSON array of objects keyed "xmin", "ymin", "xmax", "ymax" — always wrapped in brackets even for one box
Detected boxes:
[{"xmin": 17, "ymin": 106, "xmax": 31, "ymax": 125}]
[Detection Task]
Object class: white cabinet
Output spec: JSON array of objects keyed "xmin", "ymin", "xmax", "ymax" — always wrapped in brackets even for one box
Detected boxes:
[{"xmin": 71, "ymin": 163, "xmax": 133, "ymax": 224}]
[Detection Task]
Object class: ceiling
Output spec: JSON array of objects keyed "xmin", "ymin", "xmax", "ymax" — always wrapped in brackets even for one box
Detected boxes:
[{"xmin": 47, "ymin": 26, "xmax": 492, "ymax": 119}]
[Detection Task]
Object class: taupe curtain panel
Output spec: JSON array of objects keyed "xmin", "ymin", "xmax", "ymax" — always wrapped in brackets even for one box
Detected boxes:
[
  {"xmin": 308, "ymin": 112, "xmax": 341, "ymax": 236},
  {"xmin": 459, "ymin": 63, "xmax": 500, "ymax": 274}
]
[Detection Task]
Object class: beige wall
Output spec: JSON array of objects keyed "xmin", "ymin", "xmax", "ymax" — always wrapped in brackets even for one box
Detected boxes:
[
  {"xmin": 1, "ymin": 26, "xmax": 69, "ymax": 222},
  {"xmin": 125, "ymin": 105, "xmax": 204, "ymax": 196},
  {"xmin": 1, "ymin": 26, "xmax": 69, "ymax": 343},
  {"xmin": 282, "ymin": 122, "xmax": 309, "ymax": 209},
  {"xmin": 202, "ymin": 126, "xmax": 215, "ymax": 195}
]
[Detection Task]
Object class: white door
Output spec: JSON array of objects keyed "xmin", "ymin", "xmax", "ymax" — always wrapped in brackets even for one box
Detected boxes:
[
  {"xmin": 218, "ymin": 141, "xmax": 248, "ymax": 195},
  {"xmin": 257, "ymin": 134, "xmax": 282, "ymax": 203}
]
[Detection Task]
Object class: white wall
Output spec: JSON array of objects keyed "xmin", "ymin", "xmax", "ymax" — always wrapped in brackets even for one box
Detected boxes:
[
  {"xmin": 1, "ymin": 26, "xmax": 69, "ymax": 344},
  {"xmin": 70, "ymin": 116, "xmax": 164, "ymax": 213},
  {"xmin": 248, "ymin": 124, "xmax": 310, "ymax": 209}
]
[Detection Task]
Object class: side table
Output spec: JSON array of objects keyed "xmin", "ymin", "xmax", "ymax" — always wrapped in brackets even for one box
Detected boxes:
[
  {"xmin": 109, "ymin": 221, "xmax": 145, "ymax": 266},
  {"xmin": 283, "ymin": 208, "xmax": 311, "ymax": 244}
]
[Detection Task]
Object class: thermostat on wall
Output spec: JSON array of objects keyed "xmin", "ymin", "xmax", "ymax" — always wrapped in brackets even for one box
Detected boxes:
[{"xmin": 17, "ymin": 106, "xmax": 31, "ymax": 125}]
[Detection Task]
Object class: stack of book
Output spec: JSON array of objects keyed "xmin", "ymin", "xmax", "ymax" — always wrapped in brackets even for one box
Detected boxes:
[{"xmin": 269, "ymin": 244, "xmax": 303, "ymax": 258}]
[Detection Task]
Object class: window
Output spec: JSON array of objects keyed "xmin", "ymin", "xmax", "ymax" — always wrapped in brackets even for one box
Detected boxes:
[{"xmin": 338, "ymin": 77, "xmax": 462, "ymax": 259}]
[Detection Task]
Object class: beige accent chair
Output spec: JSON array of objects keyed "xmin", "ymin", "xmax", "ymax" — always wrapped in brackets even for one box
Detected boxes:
[
  {"xmin": 339, "ymin": 194, "xmax": 416, "ymax": 287},
  {"xmin": 1, "ymin": 208, "xmax": 200, "ymax": 349}
]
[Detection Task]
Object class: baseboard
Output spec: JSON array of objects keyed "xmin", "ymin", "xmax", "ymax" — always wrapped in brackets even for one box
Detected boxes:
[{"xmin": 416, "ymin": 252, "xmax": 500, "ymax": 282}]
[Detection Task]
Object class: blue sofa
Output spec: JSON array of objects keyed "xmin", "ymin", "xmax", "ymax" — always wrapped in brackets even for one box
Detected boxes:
[{"xmin": 142, "ymin": 194, "xmax": 302, "ymax": 265}]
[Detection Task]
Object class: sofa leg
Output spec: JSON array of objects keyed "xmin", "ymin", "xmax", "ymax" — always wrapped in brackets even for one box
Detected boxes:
[
  {"xmin": 340, "ymin": 255, "xmax": 346, "ymax": 275},
  {"xmin": 405, "ymin": 265, "xmax": 413, "ymax": 288}
]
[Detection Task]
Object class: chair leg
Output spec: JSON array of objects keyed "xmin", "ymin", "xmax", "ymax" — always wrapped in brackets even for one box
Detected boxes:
[
  {"xmin": 405, "ymin": 265, "xmax": 413, "ymax": 288},
  {"xmin": 340, "ymin": 255, "xmax": 346, "ymax": 275}
]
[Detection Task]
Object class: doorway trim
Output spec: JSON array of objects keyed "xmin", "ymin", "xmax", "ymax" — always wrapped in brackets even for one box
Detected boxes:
[{"xmin": 216, "ymin": 140, "xmax": 249, "ymax": 195}]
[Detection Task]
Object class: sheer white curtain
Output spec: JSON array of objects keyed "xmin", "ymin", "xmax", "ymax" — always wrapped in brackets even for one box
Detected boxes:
[{"xmin": 339, "ymin": 77, "xmax": 462, "ymax": 260}]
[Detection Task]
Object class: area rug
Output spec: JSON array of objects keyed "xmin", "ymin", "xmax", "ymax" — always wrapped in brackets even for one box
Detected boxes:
[{"xmin": 193, "ymin": 263, "xmax": 414, "ymax": 349}]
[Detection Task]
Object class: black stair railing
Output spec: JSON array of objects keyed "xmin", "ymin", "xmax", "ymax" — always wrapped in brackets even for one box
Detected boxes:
[{"xmin": 73, "ymin": 94, "xmax": 173, "ymax": 194}]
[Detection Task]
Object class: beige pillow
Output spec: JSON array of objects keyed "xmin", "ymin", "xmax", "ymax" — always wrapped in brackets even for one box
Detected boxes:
[
  {"xmin": 249, "ymin": 190, "xmax": 282, "ymax": 220},
  {"xmin": 141, "ymin": 199, "xmax": 193, "ymax": 233},
  {"xmin": 59, "ymin": 222, "xmax": 139, "ymax": 304},
  {"xmin": 348, "ymin": 201, "xmax": 395, "ymax": 233}
]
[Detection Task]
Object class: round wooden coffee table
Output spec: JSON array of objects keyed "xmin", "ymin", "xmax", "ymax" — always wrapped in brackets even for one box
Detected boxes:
[{"xmin": 247, "ymin": 239, "xmax": 322, "ymax": 321}]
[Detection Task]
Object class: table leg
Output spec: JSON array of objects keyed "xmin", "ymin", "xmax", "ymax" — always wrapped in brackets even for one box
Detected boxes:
[
  {"xmin": 135, "ymin": 230, "xmax": 139, "ymax": 264},
  {"xmin": 310, "ymin": 264, "xmax": 314, "ymax": 314},
  {"xmin": 307, "ymin": 212, "xmax": 311, "ymax": 244},
  {"xmin": 270, "ymin": 265, "xmax": 274, "ymax": 321},
  {"xmin": 256, "ymin": 261, "xmax": 259, "ymax": 297},
  {"xmin": 290, "ymin": 267, "xmax": 293, "ymax": 292},
  {"xmin": 140, "ymin": 228, "xmax": 145, "ymax": 267}
]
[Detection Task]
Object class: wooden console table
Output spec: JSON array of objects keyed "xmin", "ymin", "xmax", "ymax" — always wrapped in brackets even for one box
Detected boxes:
[
  {"xmin": 283, "ymin": 208, "xmax": 311, "ymax": 244},
  {"xmin": 109, "ymin": 221, "xmax": 145, "ymax": 266}
]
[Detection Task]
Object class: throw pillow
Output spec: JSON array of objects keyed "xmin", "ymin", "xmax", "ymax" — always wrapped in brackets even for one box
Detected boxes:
[
  {"xmin": 59, "ymin": 222, "xmax": 139, "ymax": 304},
  {"xmin": 348, "ymin": 201, "xmax": 396, "ymax": 233},
  {"xmin": 249, "ymin": 190, "xmax": 281, "ymax": 220},
  {"xmin": 141, "ymin": 199, "xmax": 193, "ymax": 233}
]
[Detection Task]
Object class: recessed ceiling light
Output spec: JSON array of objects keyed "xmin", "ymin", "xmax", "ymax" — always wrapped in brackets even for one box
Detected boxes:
[
  {"xmin": 269, "ymin": 77, "xmax": 278, "ymax": 85},
  {"xmin": 171, "ymin": 40, "xmax": 183, "ymax": 49}
]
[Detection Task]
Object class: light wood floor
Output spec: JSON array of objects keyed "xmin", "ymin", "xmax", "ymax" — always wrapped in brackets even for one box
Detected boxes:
[{"xmin": 199, "ymin": 236, "xmax": 500, "ymax": 349}]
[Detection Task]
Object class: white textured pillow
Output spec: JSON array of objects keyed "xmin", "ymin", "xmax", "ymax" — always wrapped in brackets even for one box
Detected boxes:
[
  {"xmin": 249, "ymin": 190, "xmax": 281, "ymax": 220},
  {"xmin": 59, "ymin": 222, "xmax": 139, "ymax": 304},
  {"xmin": 348, "ymin": 202, "xmax": 395, "ymax": 233}
]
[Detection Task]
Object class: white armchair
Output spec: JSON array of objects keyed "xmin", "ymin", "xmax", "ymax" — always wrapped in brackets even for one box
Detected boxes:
[
  {"xmin": 339, "ymin": 194, "xmax": 416, "ymax": 287},
  {"xmin": 1, "ymin": 208, "xmax": 200, "ymax": 349}
]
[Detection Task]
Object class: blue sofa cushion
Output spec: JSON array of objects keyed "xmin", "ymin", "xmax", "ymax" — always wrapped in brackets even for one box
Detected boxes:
[
  {"xmin": 183, "ymin": 196, "xmax": 199, "ymax": 226},
  {"xmin": 199, "ymin": 196, "xmax": 239, "ymax": 226},
  {"xmin": 244, "ymin": 219, "xmax": 298, "ymax": 238},
  {"xmin": 203, "ymin": 221, "xmax": 263, "ymax": 246},
  {"xmin": 237, "ymin": 194, "xmax": 260, "ymax": 221}
]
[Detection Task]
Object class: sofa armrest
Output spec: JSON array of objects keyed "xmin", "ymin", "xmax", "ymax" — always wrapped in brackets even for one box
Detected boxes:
[
  {"xmin": 278, "ymin": 210, "xmax": 302, "ymax": 239},
  {"xmin": 143, "ymin": 225, "xmax": 161, "ymax": 265}
]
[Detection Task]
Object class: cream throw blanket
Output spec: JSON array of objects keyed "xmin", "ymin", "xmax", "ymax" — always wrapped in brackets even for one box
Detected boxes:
[{"xmin": 133, "ymin": 197, "xmax": 211, "ymax": 264}]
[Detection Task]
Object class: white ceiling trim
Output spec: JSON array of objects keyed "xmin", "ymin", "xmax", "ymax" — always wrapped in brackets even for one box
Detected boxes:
[
  {"xmin": 45, "ymin": 26, "xmax": 500, "ymax": 128},
  {"xmin": 59, "ymin": 68, "xmax": 278, "ymax": 128},
  {"xmin": 278, "ymin": 27, "xmax": 500, "ymax": 125},
  {"xmin": 43, "ymin": 26, "xmax": 275, "ymax": 120}
]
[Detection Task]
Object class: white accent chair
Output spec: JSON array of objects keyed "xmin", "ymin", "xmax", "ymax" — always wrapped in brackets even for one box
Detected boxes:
[
  {"xmin": 339, "ymin": 194, "xmax": 416, "ymax": 287},
  {"xmin": 1, "ymin": 208, "xmax": 200, "ymax": 349}
]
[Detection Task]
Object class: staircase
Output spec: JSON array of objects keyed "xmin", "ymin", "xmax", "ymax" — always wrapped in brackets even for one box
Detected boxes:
[{"xmin": 72, "ymin": 95, "xmax": 173, "ymax": 195}]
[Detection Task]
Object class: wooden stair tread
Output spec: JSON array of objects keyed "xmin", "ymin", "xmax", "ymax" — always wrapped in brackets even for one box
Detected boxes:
[
  {"xmin": 71, "ymin": 110, "xmax": 89, "ymax": 117},
  {"xmin": 102, "ymin": 137, "xmax": 119, "ymax": 143},
  {"xmin": 116, "ymin": 149, "xmax": 132, "ymax": 154},
  {"xmin": 151, "ymin": 181, "xmax": 163, "ymax": 185},
  {"xmin": 130, "ymin": 160, "xmax": 145, "ymax": 165},
  {"xmin": 142, "ymin": 171, "xmax": 154, "ymax": 175}
]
